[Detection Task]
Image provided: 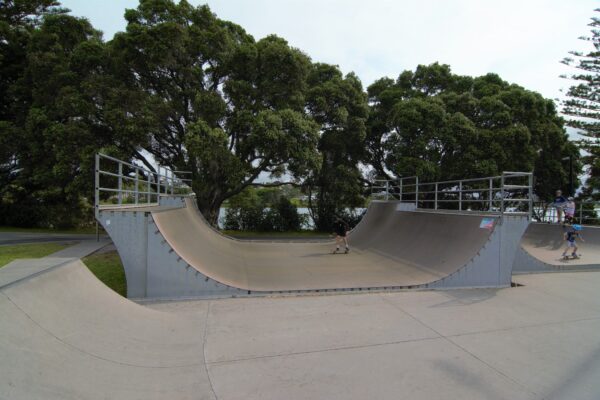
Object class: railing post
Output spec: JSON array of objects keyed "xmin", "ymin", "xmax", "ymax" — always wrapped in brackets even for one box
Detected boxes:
[
  {"xmin": 385, "ymin": 180, "xmax": 389, "ymax": 201},
  {"xmin": 399, "ymin": 178, "xmax": 403, "ymax": 202},
  {"xmin": 500, "ymin": 174, "xmax": 505, "ymax": 215},
  {"xmin": 170, "ymin": 169, "xmax": 175, "ymax": 195},
  {"xmin": 459, "ymin": 180, "xmax": 463, "ymax": 211},
  {"xmin": 434, "ymin": 183, "xmax": 438, "ymax": 210},
  {"xmin": 117, "ymin": 162, "xmax": 123, "ymax": 205},
  {"xmin": 489, "ymin": 178, "xmax": 493, "ymax": 211},
  {"xmin": 528, "ymin": 173, "xmax": 533, "ymax": 220},
  {"xmin": 134, "ymin": 167, "xmax": 139, "ymax": 205},
  {"xmin": 147, "ymin": 172, "xmax": 151, "ymax": 204},
  {"xmin": 415, "ymin": 176, "xmax": 419, "ymax": 207},
  {"xmin": 94, "ymin": 154, "xmax": 100, "ymax": 219},
  {"xmin": 157, "ymin": 166, "xmax": 162, "ymax": 199}
]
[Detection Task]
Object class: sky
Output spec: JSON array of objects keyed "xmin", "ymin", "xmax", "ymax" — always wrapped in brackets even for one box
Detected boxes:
[{"xmin": 60, "ymin": 0, "xmax": 597, "ymax": 103}]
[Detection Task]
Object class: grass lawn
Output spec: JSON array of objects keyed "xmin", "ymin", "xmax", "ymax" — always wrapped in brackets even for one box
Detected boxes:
[
  {"xmin": 0, "ymin": 242, "xmax": 70, "ymax": 268},
  {"xmin": 83, "ymin": 251, "xmax": 127, "ymax": 297},
  {"xmin": 0, "ymin": 226, "xmax": 101, "ymax": 234}
]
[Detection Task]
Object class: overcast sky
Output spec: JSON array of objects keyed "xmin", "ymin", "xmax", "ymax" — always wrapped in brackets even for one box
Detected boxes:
[{"xmin": 61, "ymin": 0, "xmax": 596, "ymax": 103}]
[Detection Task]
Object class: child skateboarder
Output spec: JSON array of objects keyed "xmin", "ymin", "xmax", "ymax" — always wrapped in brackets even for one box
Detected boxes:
[
  {"xmin": 333, "ymin": 217, "xmax": 350, "ymax": 254},
  {"xmin": 562, "ymin": 224, "xmax": 584, "ymax": 259}
]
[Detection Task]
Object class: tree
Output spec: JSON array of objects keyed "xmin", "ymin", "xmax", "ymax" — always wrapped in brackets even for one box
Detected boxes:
[
  {"xmin": 304, "ymin": 63, "xmax": 369, "ymax": 231},
  {"xmin": 561, "ymin": 8, "xmax": 600, "ymax": 198},
  {"xmin": 0, "ymin": 1, "xmax": 119, "ymax": 227},
  {"xmin": 366, "ymin": 63, "xmax": 578, "ymax": 202},
  {"xmin": 0, "ymin": 0, "xmax": 63, "ymax": 222},
  {"xmin": 110, "ymin": 1, "xmax": 320, "ymax": 223}
]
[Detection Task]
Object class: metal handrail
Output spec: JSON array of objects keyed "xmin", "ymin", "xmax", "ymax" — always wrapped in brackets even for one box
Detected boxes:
[
  {"xmin": 371, "ymin": 171, "xmax": 533, "ymax": 218},
  {"xmin": 95, "ymin": 153, "xmax": 193, "ymax": 216}
]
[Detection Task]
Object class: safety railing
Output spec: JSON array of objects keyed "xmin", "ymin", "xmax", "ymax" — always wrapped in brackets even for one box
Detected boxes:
[
  {"xmin": 94, "ymin": 153, "xmax": 192, "ymax": 216},
  {"xmin": 533, "ymin": 200, "xmax": 600, "ymax": 225},
  {"xmin": 371, "ymin": 171, "xmax": 533, "ymax": 218}
]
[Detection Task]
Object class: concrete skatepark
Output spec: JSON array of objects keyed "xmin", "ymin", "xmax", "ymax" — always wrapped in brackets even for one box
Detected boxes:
[
  {"xmin": 2, "ymin": 253, "xmax": 600, "ymax": 399},
  {"xmin": 2, "ymin": 160, "xmax": 600, "ymax": 399},
  {"xmin": 97, "ymin": 196, "xmax": 529, "ymax": 299}
]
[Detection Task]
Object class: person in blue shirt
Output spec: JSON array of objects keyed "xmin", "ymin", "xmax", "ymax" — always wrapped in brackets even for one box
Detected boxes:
[
  {"xmin": 562, "ymin": 224, "xmax": 584, "ymax": 259},
  {"xmin": 552, "ymin": 190, "xmax": 567, "ymax": 223}
]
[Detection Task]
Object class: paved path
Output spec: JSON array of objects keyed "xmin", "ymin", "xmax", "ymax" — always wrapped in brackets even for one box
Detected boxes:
[
  {"xmin": 148, "ymin": 271, "xmax": 600, "ymax": 400},
  {"xmin": 2, "ymin": 256, "xmax": 599, "ymax": 399},
  {"xmin": 0, "ymin": 231, "xmax": 106, "ymax": 245}
]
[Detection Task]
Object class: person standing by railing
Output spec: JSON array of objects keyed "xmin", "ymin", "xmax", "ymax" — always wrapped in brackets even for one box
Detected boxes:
[
  {"xmin": 552, "ymin": 190, "xmax": 567, "ymax": 223},
  {"xmin": 564, "ymin": 197, "xmax": 576, "ymax": 224}
]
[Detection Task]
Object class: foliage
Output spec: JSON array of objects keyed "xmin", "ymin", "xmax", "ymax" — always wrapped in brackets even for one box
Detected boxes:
[
  {"xmin": 366, "ymin": 63, "xmax": 579, "ymax": 203},
  {"xmin": 110, "ymin": 1, "xmax": 320, "ymax": 223},
  {"xmin": 561, "ymin": 8, "xmax": 600, "ymax": 198},
  {"xmin": 222, "ymin": 187, "xmax": 304, "ymax": 231},
  {"xmin": 304, "ymin": 63, "xmax": 369, "ymax": 231}
]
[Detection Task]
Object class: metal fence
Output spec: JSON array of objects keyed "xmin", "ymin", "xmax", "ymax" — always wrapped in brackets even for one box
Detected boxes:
[
  {"xmin": 94, "ymin": 153, "xmax": 192, "ymax": 216},
  {"xmin": 532, "ymin": 201, "xmax": 600, "ymax": 225},
  {"xmin": 371, "ymin": 171, "xmax": 533, "ymax": 218}
]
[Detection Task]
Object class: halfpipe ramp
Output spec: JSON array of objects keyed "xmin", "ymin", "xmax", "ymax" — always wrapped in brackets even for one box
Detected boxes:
[{"xmin": 98, "ymin": 196, "xmax": 528, "ymax": 299}]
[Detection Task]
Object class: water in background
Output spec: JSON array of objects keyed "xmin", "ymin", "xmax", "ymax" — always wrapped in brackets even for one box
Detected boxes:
[{"xmin": 217, "ymin": 207, "xmax": 365, "ymax": 229}]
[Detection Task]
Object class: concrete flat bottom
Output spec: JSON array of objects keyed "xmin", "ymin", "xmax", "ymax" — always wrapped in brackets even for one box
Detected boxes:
[
  {"xmin": 2, "ymin": 258, "xmax": 600, "ymax": 400},
  {"xmin": 153, "ymin": 270, "xmax": 600, "ymax": 400}
]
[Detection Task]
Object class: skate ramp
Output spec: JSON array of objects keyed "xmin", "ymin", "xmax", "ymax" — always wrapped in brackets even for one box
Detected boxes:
[
  {"xmin": 513, "ymin": 223, "xmax": 600, "ymax": 273},
  {"xmin": 0, "ymin": 259, "xmax": 211, "ymax": 400},
  {"xmin": 146, "ymin": 198, "xmax": 518, "ymax": 294}
]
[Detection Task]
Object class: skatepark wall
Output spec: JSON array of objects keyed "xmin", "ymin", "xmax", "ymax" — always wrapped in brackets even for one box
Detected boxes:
[
  {"xmin": 429, "ymin": 214, "xmax": 528, "ymax": 288},
  {"xmin": 98, "ymin": 195, "xmax": 531, "ymax": 300},
  {"xmin": 513, "ymin": 223, "xmax": 600, "ymax": 273}
]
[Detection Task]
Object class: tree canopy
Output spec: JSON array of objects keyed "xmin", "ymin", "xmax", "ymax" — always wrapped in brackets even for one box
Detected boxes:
[
  {"xmin": 0, "ymin": 0, "xmax": 580, "ymax": 228},
  {"xmin": 367, "ymin": 63, "xmax": 578, "ymax": 201}
]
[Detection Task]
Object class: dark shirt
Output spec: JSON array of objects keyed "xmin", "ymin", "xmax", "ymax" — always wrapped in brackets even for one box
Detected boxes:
[
  {"xmin": 334, "ymin": 221, "xmax": 347, "ymax": 236},
  {"xmin": 554, "ymin": 195, "xmax": 567, "ymax": 205},
  {"xmin": 566, "ymin": 230, "xmax": 579, "ymax": 242}
]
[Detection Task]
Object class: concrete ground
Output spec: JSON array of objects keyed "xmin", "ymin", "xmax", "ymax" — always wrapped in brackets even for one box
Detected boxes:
[
  {"xmin": 148, "ymin": 271, "xmax": 600, "ymax": 400},
  {"xmin": 2, "ymin": 253, "xmax": 599, "ymax": 399},
  {"xmin": 0, "ymin": 231, "xmax": 106, "ymax": 245}
]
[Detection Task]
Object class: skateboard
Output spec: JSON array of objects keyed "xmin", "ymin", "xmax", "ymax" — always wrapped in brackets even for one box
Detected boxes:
[
  {"xmin": 332, "ymin": 249, "xmax": 350, "ymax": 254},
  {"xmin": 562, "ymin": 253, "xmax": 580, "ymax": 260}
]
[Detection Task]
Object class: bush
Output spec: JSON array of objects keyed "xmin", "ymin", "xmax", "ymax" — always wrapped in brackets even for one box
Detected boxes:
[{"xmin": 222, "ymin": 193, "xmax": 304, "ymax": 231}]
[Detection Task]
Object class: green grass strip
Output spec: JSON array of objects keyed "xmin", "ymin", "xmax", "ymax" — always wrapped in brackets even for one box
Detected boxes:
[
  {"xmin": 83, "ymin": 251, "xmax": 127, "ymax": 297},
  {"xmin": 0, "ymin": 242, "xmax": 69, "ymax": 268}
]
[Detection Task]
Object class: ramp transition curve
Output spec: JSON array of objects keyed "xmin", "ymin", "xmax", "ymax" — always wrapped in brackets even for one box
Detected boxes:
[{"xmin": 98, "ymin": 196, "xmax": 528, "ymax": 299}]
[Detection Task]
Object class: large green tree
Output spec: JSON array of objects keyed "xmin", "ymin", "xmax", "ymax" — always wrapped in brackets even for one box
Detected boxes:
[
  {"xmin": 304, "ymin": 63, "xmax": 369, "ymax": 231},
  {"xmin": 0, "ymin": 1, "xmax": 118, "ymax": 227},
  {"xmin": 561, "ymin": 8, "xmax": 600, "ymax": 197},
  {"xmin": 110, "ymin": 0, "xmax": 320, "ymax": 223},
  {"xmin": 0, "ymin": 0, "xmax": 61, "ymax": 219},
  {"xmin": 366, "ymin": 63, "xmax": 578, "ymax": 202}
]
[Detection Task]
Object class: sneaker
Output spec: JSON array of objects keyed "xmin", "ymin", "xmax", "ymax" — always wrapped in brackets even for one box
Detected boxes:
[{"xmin": 344, "ymin": 248, "xmax": 350, "ymax": 254}]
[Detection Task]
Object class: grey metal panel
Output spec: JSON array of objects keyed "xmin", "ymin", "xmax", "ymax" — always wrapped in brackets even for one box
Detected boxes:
[
  {"xmin": 97, "ymin": 210, "xmax": 148, "ymax": 298},
  {"xmin": 99, "ymin": 195, "xmax": 531, "ymax": 298}
]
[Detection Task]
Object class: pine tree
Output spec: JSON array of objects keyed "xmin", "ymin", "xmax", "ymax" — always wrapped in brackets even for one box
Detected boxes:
[{"xmin": 561, "ymin": 8, "xmax": 600, "ymax": 196}]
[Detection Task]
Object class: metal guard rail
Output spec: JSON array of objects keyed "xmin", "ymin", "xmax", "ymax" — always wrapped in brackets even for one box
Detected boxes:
[
  {"xmin": 370, "ymin": 172, "xmax": 533, "ymax": 219},
  {"xmin": 95, "ymin": 153, "xmax": 192, "ymax": 216}
]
